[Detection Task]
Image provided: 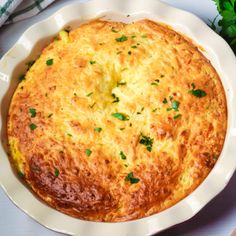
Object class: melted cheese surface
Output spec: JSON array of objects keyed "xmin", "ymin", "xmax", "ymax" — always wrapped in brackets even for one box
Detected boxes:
[{"xmin": 8, "ymin": 20, "xmax": 227, "ymax": 222}]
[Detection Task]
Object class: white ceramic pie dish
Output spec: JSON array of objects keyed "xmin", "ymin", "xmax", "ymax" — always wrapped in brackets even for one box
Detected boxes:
[{"xmin": 0, "ymin": 0, "xmax": 236, "ymax": 235}]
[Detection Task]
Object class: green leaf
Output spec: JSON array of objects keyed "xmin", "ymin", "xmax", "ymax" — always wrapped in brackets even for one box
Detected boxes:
[
  {"xmin": 29, "ymin": 108, "xmax": 36, "ymax": 117},
  {"xmin": 120, "ymin": 151, "xmax": 127, "ymax": 160},
  {"xmin": 112, "ymin": 112, "xmax": 129, "ymax": 121},
  {"xmin": 54, "ymin": 168, "xmax": 59, "ymax": 177},
  {"xmin": 116, "ymin": 35, "xmax": 128, "ymax": 42},
  {"xmin": 173, "ymin": 114, "xmax": 182, "ymax": 120},
  {"xmin": 225, "ymin": 25, "xmax": 236, "ymax": 38},
  {"xmin": 94, "ymin": 127, "xmax": 102, "ymax": 133},
  {"xmin": 139, "ymin": 134, "xmax": 153, "ymax": 152},
  {"xmin": 171, "ymin": 101, "xmax": 180, "ymax": 111},
  {"xmin": 46, "ymin": 59, "xmax": 53, "ymax": 66},
  {"xmin": 125, "ymin": 172, "xmax": 140, "ymax": 184},
  {"xmin": 85, "ymin": 149, "xmax": 92, "ymax": 156},
  {"xmin": 192, "ymin": 89, "xmax": 207, "ymax": 97},
  {"xmin": 29, "ymin": 123, "xmax": 37, "ymax": 130}
]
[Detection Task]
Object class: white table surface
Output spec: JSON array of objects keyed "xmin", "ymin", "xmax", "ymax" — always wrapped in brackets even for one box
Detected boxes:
[{"xmin": 0, "ymin": 0, "xmax": 235, "ymax": 235}]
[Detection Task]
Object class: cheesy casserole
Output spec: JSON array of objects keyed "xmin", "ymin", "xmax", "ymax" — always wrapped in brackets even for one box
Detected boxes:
[{"xmin": 7, "ymin": 19, "xmax": 227, "ymax": 222}]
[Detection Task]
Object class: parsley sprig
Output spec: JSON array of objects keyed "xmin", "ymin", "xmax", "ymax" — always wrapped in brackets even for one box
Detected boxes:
[{"xmin": 212, "ymin": 0, "xmax": 236, "ymax": 53}]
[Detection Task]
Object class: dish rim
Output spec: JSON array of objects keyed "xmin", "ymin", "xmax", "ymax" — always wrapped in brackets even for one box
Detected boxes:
[{"xmin": 0, "ymin": 0, "xmax": 236, "ymax": 235}]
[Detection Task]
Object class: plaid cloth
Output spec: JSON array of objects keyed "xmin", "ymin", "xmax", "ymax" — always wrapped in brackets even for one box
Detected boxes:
[{"xmin": 0, "ymin": 0, "xmax": 55, "ymax": 27}]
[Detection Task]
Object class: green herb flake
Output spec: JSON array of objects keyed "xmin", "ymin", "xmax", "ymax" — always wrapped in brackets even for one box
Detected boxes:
[
  {"xmin": 171, "ymin": 101, "xmax": 180, "ymax": 111},
  {"xmin": 29, "ymin": 108, "xmax": 36, "ymax": 117},
  {"xmin": 163, "ymin": 98, "xmax": 168, "ymax": 104},
  {"xmin": 190, "ymin": 83, "xmax": 207, "ymax": 98},
  {"xmin": 112, "ymin": 93, "xmax": 120, "ymax": 103},
  {"xmin": 128, "ymin": 51, "xmax": 132, "ymax": 55},
  {"xmin": 131, "ymin": 45, "xmax": 137, "ymax": 48},
  {"xmin": 111, "ymin": 28, "xmax": 119, "ymax": 33},
  {"xmin": 48, "ymin": 113, "xmax": 53, "ymax": 118},
  {"xmin": 125, "ymin": 172, "xmax": 140, "ymax": 184},
  {"xmin": 169, "ymin": 96, "xmax": 173, "ymax": 101},
  {"xmin": 160, "ymin": 74, "xmax": 165, "ymax": 78},
  {"xmin": 46, "ymin": 59, "xmax": 53, "ymax": 66},
  {"xmin": 19, "ymin": 75, "xmax": 25, "ymax": 81},
  {"xmin": 85, "ymin": 149, "xmax": 92, "ymax": 156},
  {"xmin": 139, "ymin": 134, "xmax": 153, "ymax": 152},
  {"xmin": 173, "ymin": 114, "xmax": 182, "ymax": 120},
  {"xmin": 89, "ymin": 60, "xmax": 96, "ymax": 65},
  {"xmin": 86, "ymin": 92, "xmax": 93, "ymax": 97},
  {"xmin": 116, "ymin": 35, "xmax": 128, "ymax": 42},
  {"xmin": 29, "ymin": 123, "xmax": 37, "ymax": 130},
  {"xmin": 152, "ymin": 108, "xmax": 158, "ymax": 112},
  {"xmin": 117, "ymin": 51, "xmax": 122, "ymax": 55},
  {"xmin": 112, "ymin": 112, "xmax": 129, "ymax": 121},
  {"xmin": 141, "ymin": 34, "xmax": 147, "ymax": 38},
  {"xmin": 120, "ymin": 151, "xmax": 127, "ymax": 160},
  {"xmin": 131, "ymin": 35, "xmax": 136, "ymax": 39},
  {"xmin": 94, "ymin": 127, "xmax": 102, "ymax": 133},
  {"xmin": 166, "ymin": 107, "xmax": 172, "ymax": 111},
  {"xmin": 54, "ymin": 168, "xmax": 59, "ymax": 177},
  {"xmin": 67, "ymin": 133, "xmax": 73, "ymax": 137}
]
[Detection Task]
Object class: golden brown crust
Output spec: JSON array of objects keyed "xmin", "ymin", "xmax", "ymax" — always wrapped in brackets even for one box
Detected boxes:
[{"xmin": 7, "ymin": 19, "xmax": 227, "ymax": 222}]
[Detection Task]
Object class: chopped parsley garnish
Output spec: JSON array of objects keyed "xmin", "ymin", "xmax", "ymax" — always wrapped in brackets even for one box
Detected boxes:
[
  {"xmin": 174, "ymin": 114, "xmax": 182, "ymax": 119},
  {"xmin": 125, "ymin": 172, "xmax": 140, "ymax": 184},
  {"xmin": 120, "ymin": 151, "xmax": 127, "ymax": 160},
  {"xmin": 54, "ymin": 168, "xmax": 59, "ymax": 177},
  {"xmin": 86, "ymin": 92, "xmax": 93, "ymax": 97},
  {"xmin": 169, "ymin": 96, "xmax": 173, "ymax": 101},
  {"xmin": 85, "ymin": 149, "xmax": 92, "ymax": 156},
  {"xmin": 111, "ymin": 28, "xmax": 119, "ymax": 33},
  {"xmin": 29, "ymin": 108, "xmax": 36, "ymax": 117},
  {"xmin": 112, "ymin": 112, "xmax": 129, "ymax": 121},
  {"xmin": 190, "ymin": 83, "xmax": 207, "ymax": 97},
  {"xmin": 94, "ymin": 127, "xmax": 102, "ymax": 133},
  {"xmin": 152, "ymin": 108, "xmax": 158, "ymax": 112},
  {"xmin": 128, "ymin": 51, "xmax": 132, "ymax": 55},
  {"xmin": 48, "ymin": 113, "xmax": 53, "ymax": 118},
  {"xmin": 151, "ymin": 79, "xmax": 160, "ymax": 86},
  {"xmin": 117, "ymin": 81, "xmax": 126, "ymax": 86},
  {"xmin": 19, "ymin": 75, "xmax": 25, "ymax": 81},
  {"xmin": 46, "ymin": 59, "xmax": 53, "ymax": 66},
  {"xmin": 89, "ymin": 60, "xmax": 96, "ymax": 65},
  {"xmin": 117, "ymin": 51, "xmax": 122, "ymax": 55},
  {"xmin": 67, "ymin": 133, "xmax": 73, "ymax": 137},
  {"xmin": 131, "ymin": 35, "xmax": 136, "ymax": 38},
  {"xmin": 29, "ymin": 123, "xmax": 37, "ymax": 130},
  {"xmin": 163, "ymin": 98, "xmax": 168, "ymax": 104},
  {"xmin": 141, "ymin": 34, "xmax": 147, "ymax": 38},
  {"xmin": 116, "ymin": 35, "xmax": 128, "ymax": 42},
  {"xmin": 160, "ymin": 74, "xmax": 165, "ymax": 78},
  {"xmin": 112, "ymin": 93, "xmax": 120, "ymax": 103},
  {"xmin": 131, "ymin": 45, "xmax": 137, "ymax": 48},
  {"xmin": 166, "ymin": 107, "xmax": 172, "ymax": 111},
  {"xmin": 171, "ymin": 101, "xmax": 180, "ymax": 111},
  {"xmin": 139, "ymin": 134, "xmax": 153, "ymax": 152}
]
